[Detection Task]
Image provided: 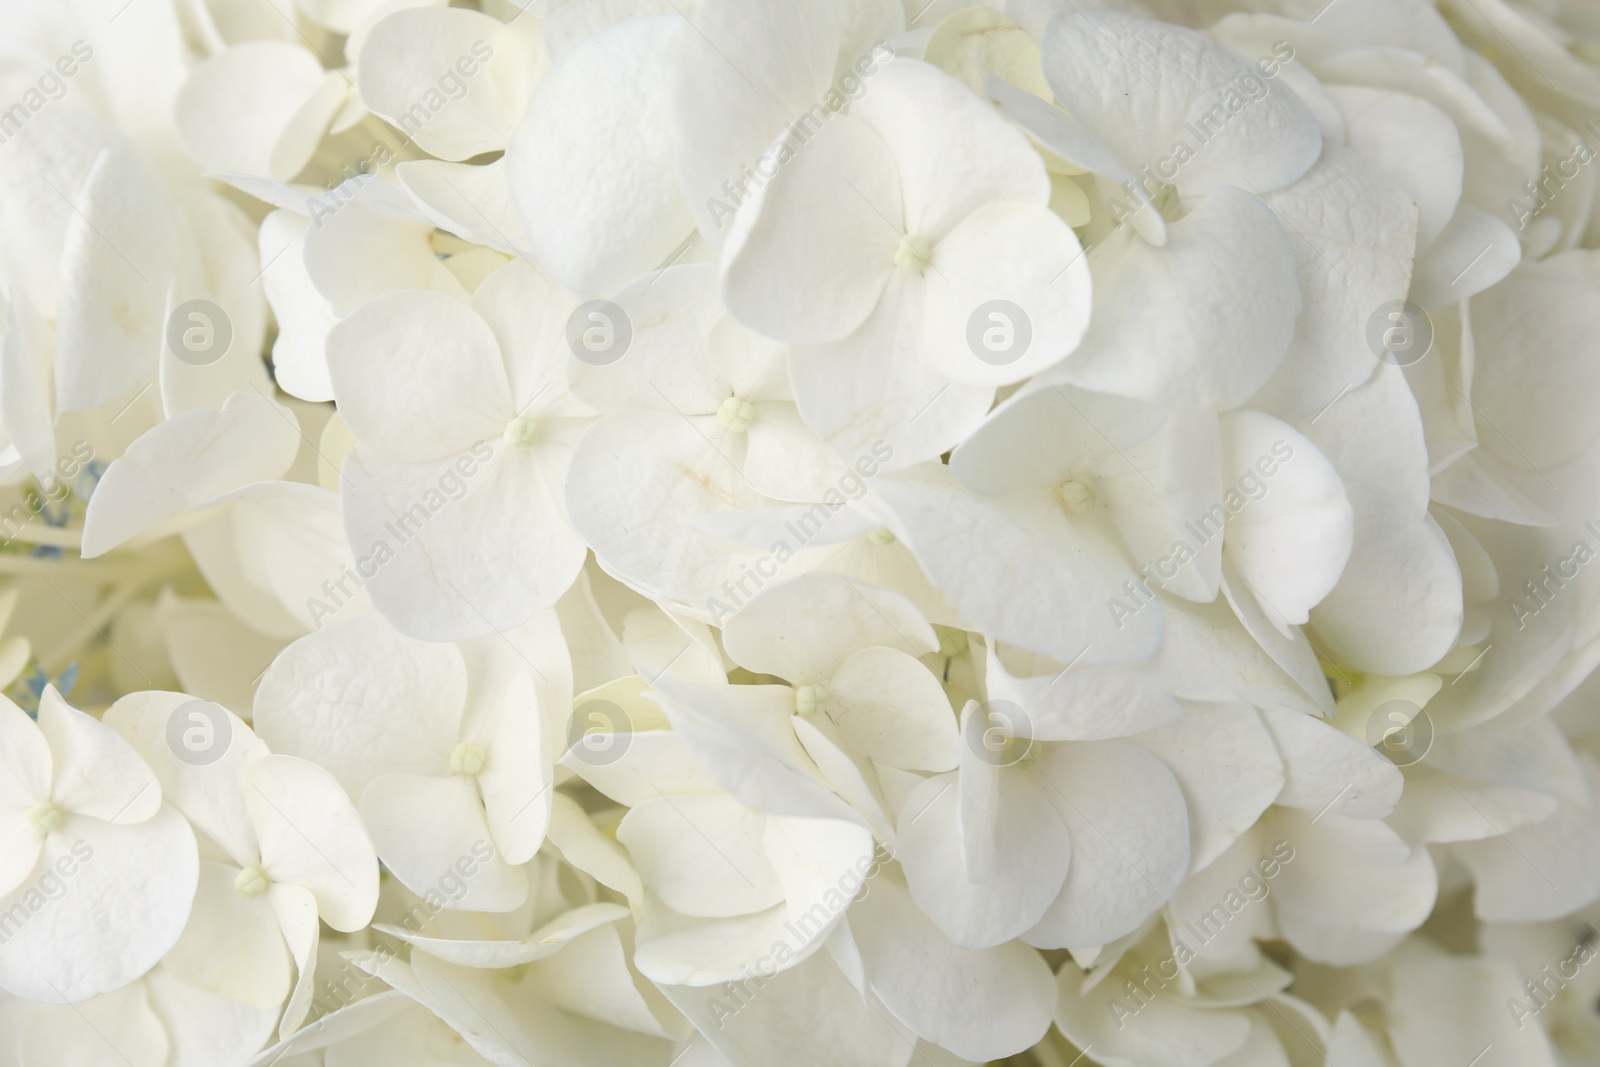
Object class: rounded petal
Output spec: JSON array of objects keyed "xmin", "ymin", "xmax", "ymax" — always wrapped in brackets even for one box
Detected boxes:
[
  {"xmin": 1454, "ymin": 757, "xmax": 1600, "ymax": 922},
  {"xmin": 0, "ymin": 806, "xmax": 198, "ymax": 1003},
  {"xmin": 1026, "ymin": 740, "xmax": 1190, "ymax": 948},
  {"xmin": 848, "ymin": 57, "xmax": 1049, "ymax": 239},
  {"xmin": 649, "ymin": 675, "xmax": 860, "ymax": 825},
  {"xmin": 17, "ymin": 980, "xmax": 169, "ymax": 1067},
  {"xmin": 897, "ymin": 769, "xmax": 1071, "ymax": 948},
  {"xmin": 1220, "ymin": 562, "xmax": 1335, "ymax": 714},
  {"xmin": 175, "ymin": 41, "xmax": 343, "ymax": 180},
  {"xmin": 0, "ymin": 697, "xmax": 47, "ymax": 895},
  {"xmin": 103, "ymin": 690, "xmax": 267, "ymax": 871},
  {"xmin": 507, "ymin": 15, "xmax": 693, "ymax": 295},
  {"xmin": 950, "ymin": 383, "xmax": 1165, "ymax": 498},
  {"xmin": 1221, "ymin": 411, "xmax": 1354, "ymax": 627},
  {"xmin": 469, "ymin": 257, "xmax": 586, "ymax": 419},
  {"xmin": 851, "ymin": 877, "xmax": 1054, "ymax": 1062},
  {"xmin": 564, "ymin": 410, "xmax": 773, "ymax": 610},
  {"xmin": 53, "ymin": 146, "xmax": 184, "ymax": 413},
  {"xmin": 633, "ymin": 905, "xmax": 797, "ymax": 987},
  {"xmin": 1388, "ymin": 953, "xmax": 1561, "ymax": 1067},
  {"xmin": 1131, "ymin": 702, "xmax": 1284, "ymax": 873},
  {"xmin": 721, "ymin": 572, "xmax": 937, "ymax": 683},
  {"xmin": 80, "ymin": 391, "xmax": 302, "ymax": 559},
  {"xmin": 1054, "ymin": 189, "xmax": 1299, "ymax": 409},
  {"xmin": 918, "ymin": 202, "xmax": 1091, "ymax": 387},
  {"xmin": 357, "ymin": 8, "xmax": 544, "ymax": 161},
  {"xmin": 874, "ymin": 464, "xmax": 1161, "ymax": 666},
  {"xmin": 1309, "ymin": 485, "xmax": 1462, "ymax": 676},
  {"xmin": 1410, "ymin": 203, "xmax": 1520, "ymax": 310},
  {"xmin": 824, "ymin": 647, "xmax": 958, "ymax": 771},
  {"xmin": 1470, "ymin": 251, "xmax": 1600, "ymax": 470},
  {"xmin": 665, "ymin": 0, "xmax": 858, "ymax": 243},
  {"xmin": 397, "ymin": 157, "xmax": 533, "ymax": 259},
  {"xmin": 247, "ymin": 755, "xmax": 379, "ymax": 932},
  {"xmin": 1040, "ymin": 9, "xmax": 1321, "ymax": 195},
  {"xmin": 0, "ymin": 693, "xmax": 50, "ymax": 809},
  {"xmin": 1054, "ymin": 960, "xmax": 1250, "ymax": 1067},
  {"xmin": 253, "ymin": 613, "xmax": 467, "ymax": 797},
  {"xmin": 721, "ymin": 115, "xmax": 900, "ymax": 344},
  {"xmin": 326, "ymin": 291, "xmax": 509, "ymax": 464},
  {"xmin": 1300, "ymin": 362, "xmax": 1431, "ymax": 514},
  {"xmin": 1151, "ymin": 591, "xmax": 1332, "ymax": 717},
  {"xmin": 37, "ymin": 686, "xmax": 162, "ymax": 825},
  {"xmin": 570, "ymin": 263, "xmax": 740, "ymax": 415},
  {"xmin": 1250, "ymin": 143, "xmax": 1420, "ymax": 415},
  {"xmin": 158, "ymin": 859, "xmax": 290, "ymax": 1024},
  {"xmin": 461, "ymin": 649, "xmax": 552, "ymax": 868},
  {"xmin": 618, "ymin": 794, "xmax": 783, "ymax": 918},
  {"xmin": 1259, "ymin": 706, "xmax": 1402, "ymax": 820},
  {"xmin": 741, "ymin": 404, "xmax": 859, "ymax": 503},
  {"xmin": 1329, "ymin": 84, "xmax": 1461, "ymax": 249},
  {"xmin": 986, "ymin": 643, "xmax": 1184, "ymax": 743},
  {"xmin": 788, "ymin": 296, "xmax": 997, "ymax": 468},
  {"xmin": 271, "ymin": 881, "xmax": 320, "ymax": 1037},
  {"xmin": 340, "ymin": 447, "xmax": 586, "ymax": 641},
  {"xmin": 658, "ymin": 950, "xmax": 915, "ymax": 1067},
  {"xmin": 358, "ymin": 772, "xmax": 527, "ymax": 913},
  {"xmin": 1270, "ymin": 809, "xmax": 1437, "ymax": 964},
  {"xmin": 258, "ymin": 209, "xmax": 339, "ymax": 403},
  {"xmin": 302, "ymin": 190, "xmax": 468, "ymax": 317}
]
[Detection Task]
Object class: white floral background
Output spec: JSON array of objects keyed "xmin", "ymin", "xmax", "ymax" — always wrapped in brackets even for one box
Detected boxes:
[{"xmin": 0, "ymin": 0, "xmax": 1597, "ymax": 1064}]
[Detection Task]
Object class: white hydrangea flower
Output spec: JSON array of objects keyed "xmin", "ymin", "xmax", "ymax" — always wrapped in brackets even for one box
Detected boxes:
[
  {"xmin": 5, "ymin": 0, "xmax": 1600, "ymax": 1064},
  {"xmin": 721, "ymin": 55, "xmax": 1093, "ymax": 467},
  {"xmin": 253, "ymin": 611, "xmax": 570, "ymax": 912},
  {"xmin": 325, "ymin": 258, "xmax": 592, "ymax": 640},
  {"xmin": 1001, "ymin": 8, "xmax": 1317, "ymax": 411},
  {"xmin": 0, "ymin": 688, "xmax": 197, "ymax": 1003},
  {"xmin": 104, "ymin": 690, "xmax": 380, "ymax": 1037}
]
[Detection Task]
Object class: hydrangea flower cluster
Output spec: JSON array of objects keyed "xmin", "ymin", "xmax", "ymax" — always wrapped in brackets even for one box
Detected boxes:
[{"xmin": 2, "ymin": 0, "xmax": 1600, "ymax": 1064}]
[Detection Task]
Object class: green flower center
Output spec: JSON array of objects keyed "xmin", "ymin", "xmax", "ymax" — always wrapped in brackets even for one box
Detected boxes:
[{"xmin": 450, "ymin": 741, "xmax": 487, "ymax": 776}]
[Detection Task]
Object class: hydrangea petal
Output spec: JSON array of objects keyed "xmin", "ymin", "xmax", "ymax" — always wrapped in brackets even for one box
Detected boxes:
[
  {"xmin": 851, "ymin": 877, "xmax": 1054, "ymax": 1062},
  {"xmin": 1025, "ymin": 740, "xmax": 1189, "ymax": 948},
  {"xmin": 507, "ymin": 15, "xmax": 692, "ymax": 295},
  {"xmin": 0, "ymin": 806, "xmax": 198, "ymax": 1004}
]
